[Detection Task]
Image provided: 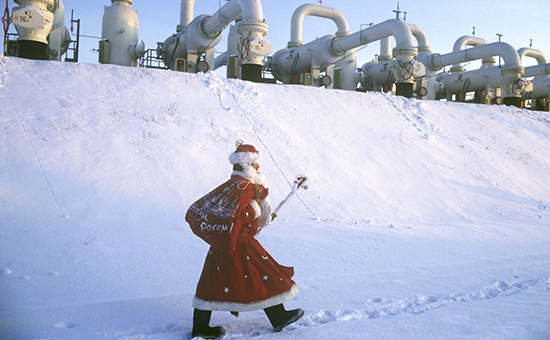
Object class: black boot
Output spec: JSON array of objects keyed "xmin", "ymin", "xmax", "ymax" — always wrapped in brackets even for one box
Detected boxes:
[
  {"xmin": 192, "ymin": 309, "xmax": 226, "ymax": 339},
  {"xmin": 264, "ymin": 304, "xmax": 304, "ymax": 332}
]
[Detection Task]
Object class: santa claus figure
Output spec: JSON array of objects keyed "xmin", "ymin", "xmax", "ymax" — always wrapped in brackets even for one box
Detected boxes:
[{"xmin": 186, "ymin": 141, "xmax": 303, "ymax": 339}]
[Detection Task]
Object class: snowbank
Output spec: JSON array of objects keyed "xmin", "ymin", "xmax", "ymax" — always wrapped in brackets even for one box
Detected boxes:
[{"xmin": 1, "ymin": 56, "xmax": 549, "ymax": 339}]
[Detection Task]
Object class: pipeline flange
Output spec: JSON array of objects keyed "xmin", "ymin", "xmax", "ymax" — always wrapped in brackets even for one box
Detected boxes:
[
  {"xmin": 327, "ymin": 36, "xmax": 347, "ymax": 58},
  {"xmin": 236, "ymin": 19, "xmax": 268, "ymax": 37}
]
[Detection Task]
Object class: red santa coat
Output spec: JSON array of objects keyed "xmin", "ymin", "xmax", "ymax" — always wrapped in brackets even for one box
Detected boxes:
[{"xmin": 190, "ymin": 175, "xmax": 300, "ymax": 311}]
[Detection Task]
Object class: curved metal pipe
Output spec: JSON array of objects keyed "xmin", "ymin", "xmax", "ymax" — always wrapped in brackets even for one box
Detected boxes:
[
  {"xmin": 430, "ymin": 41, "xmax": 521, "ymax": 71},
  {"xmin": 331, "ymin": 19, "xmax": 414, "ymax": 54},
  {"xmin": 452, "ymin": 35, "xmax": 489, "ymax": 52},
  {"xmin": 405, "ymin": 23, "xmax": 430, "ymax": 52},
  {"xmin": 288, "ymin": 4, "xmax": 350, "ymax": 48},
  {"xmin": 202, "ymin": 0, "xmax": 264, "ymax": 38},
  {"xmin": 449, "ymin": 36, "xmax": 490, "ymax": 72},
  {"xmin": 517, "ymin": 47, "xmax": 547, "ymax": 65}
]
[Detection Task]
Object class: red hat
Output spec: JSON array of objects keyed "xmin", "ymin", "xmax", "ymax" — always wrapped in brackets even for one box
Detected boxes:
[{"xmin": 229, "ymin": 140, "xmax": 262, "ymax": 165}]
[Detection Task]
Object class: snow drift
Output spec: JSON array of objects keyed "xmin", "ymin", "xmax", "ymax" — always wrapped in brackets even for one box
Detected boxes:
[{"xmin": 0, "ymin": 56, "xmax": 549, "ymax": 339}]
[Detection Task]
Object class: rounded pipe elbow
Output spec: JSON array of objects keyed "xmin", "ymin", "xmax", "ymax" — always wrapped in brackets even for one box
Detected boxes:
[
  {"xmin": 405, "ymin": 23, "xmax": 430, "ymax": 52},
  {"xmin": 202, "ymin": 0, "xmax": 265, "ymax": 38},
  {"xmin": 288, "ymin": 4, "xmax": 349, "ymax": 48},
  {"xmin": 452, "ymin": 35, "xmax": 489, "ymax": 52},
  {"xmin": 517, "ymin": 47, "xmax": 547, "ymax": 65}
]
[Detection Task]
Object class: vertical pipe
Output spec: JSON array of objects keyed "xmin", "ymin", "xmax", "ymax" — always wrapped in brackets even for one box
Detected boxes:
[{"xmin": 177, "ymin": 0, "xmax": 196, "ymax": 32}]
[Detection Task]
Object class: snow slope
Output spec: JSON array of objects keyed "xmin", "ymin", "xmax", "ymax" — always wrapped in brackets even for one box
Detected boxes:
[{"xmin": 0, "ymin": 56, "xmax": 549, "ymax": 339}]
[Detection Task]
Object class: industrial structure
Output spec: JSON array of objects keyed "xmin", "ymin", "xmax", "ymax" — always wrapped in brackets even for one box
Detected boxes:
[{"xmin": 2, "ymin": 0, "xmax": 549, "ymax": 110}]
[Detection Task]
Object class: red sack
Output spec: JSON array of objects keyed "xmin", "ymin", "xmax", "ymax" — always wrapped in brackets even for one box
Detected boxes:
[{"xmin": 186, "ymin": 177, "xmax": 255, "ymax": 255}]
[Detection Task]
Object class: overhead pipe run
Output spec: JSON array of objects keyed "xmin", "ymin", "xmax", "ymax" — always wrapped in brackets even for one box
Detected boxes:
[
  {"xmin": 335, "ymin": 19, "xmax": 418, "ymax": 97},
  {"xmin": 286, "ymin": 4, "xmax": 355, "ymax": 90},
  {"xmin": 357, "ymin": 23, "xmax": 431, "ymax": 96},
  {"xmin": 449, "ymin": 36, "xmax": 495, "ymax": 73},
  {"xmin": 430, "ymin": 41, "xmax": 524, "ymax": 106},
  {"xmin": 161, "ymin": 0, "xmax": 270, "ymax": 82},
  {"xmin": 517, "ymin": 47, "xmax": 546, "ymax": 67},
  {"xmin": 428, "ymin": 40, "xmax": 520, "ymax": 72},
  {"xmin": 288, "ymin": 4, "xmax": 350, "ymax": 48},
  {"xmin": 523, "ymin": 63, "xmax": 550, "ymax": 78},
  {"xmin": 269, "ymin": 4, "xmax": 352, "ymax": 89},
  {"xmin": 270, "ymin": 17, "xmax": 418, "ymax": 96}
]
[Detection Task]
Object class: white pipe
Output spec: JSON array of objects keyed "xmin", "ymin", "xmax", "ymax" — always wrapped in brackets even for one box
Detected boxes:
[
  {"xmin": 162, "ymin": 0, "xmax": 268, "ymax": 71},
  {"xmin": 430, "ymin": 42, "xmax": 521, "ymax": 71},
  {"xmin": 379, "ymin": 37, "xmax": 392, "ymax": 61},
  {"xmin": 438, "ymin": 67, "xmax": 502, "ymax": 94},
  {"xmin": 214, "ymin": 51, "xmax": 228, "ymax": 69},
  {"xmin": 517, "ymin": 48, "xmax": 546, "ymax": 65},
  {"xmin": 202, "ymin": 0, "xmax": 263, "ymax": 38},
  {"xmin": 448, "ymin": 36, "xmax": 490, "ymax": 72},
  {"xmin": 376, "ymin": 23, "xmax": 428, "ymax": 62},
  {"xmin": 288, "ymin": 4, "xmax": 349, "ymax": 48},
  {"xmin": 523, "ymin": 63, "xmax": 550, "ymax": 78},
  {"xmin": 452, "ymin": 35, "xmax": 488, "ymax": 52},
  {"xmin": 270, "ymin": 19, "xmax": 416, "ymax": 90},
  {"xmin": 524, "ymin": 77, "xmax": 550, "ymax": 99},
  {"xmin": 332, "ymin": 19, "xmax": 414, "ymax": 54},
  {"xmin": 178, "ymin": 0, "xmax": 196, "ymax": 32},
  {"xmin": 405, "ymin": 23, "xmax": 430, "ymax": 52}
]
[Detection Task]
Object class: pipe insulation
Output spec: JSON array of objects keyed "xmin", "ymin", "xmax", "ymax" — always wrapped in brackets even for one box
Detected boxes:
[
  {"xmin": 202, "ymin": 0, "xmax": 264, "ymax": 38},
  {"xmin": 452, "ymin": 36, "xmax": 489, "ymax": 52},
  {"xmin": 429, "ymin": 41, "xmax": 521, "ymax": 71},
  {"xmin": 177, "ymin": 0, "xmax": 196, "ymax": 32},
  {"xmin": 163, "ymin": 0, "xmax": 269, "ymax": 80},
  {"xmin": 524, "ymin": 77, "xmax": 550, "ymax": 99},
  {"xmin": 405, "ymin": 23, "xmax": 430, "ymax": 52},
  {"xmin": 288, "ymin": 4, "xmax": 349, "ymax": 48},
  {"xmin": 523, "ymin": 63, "xmax": 550, "ymax": 78},
  {"xmin": 331, "ymin": 19, "xmax": 414, "ymax": 54},
  {"xmin": 517, "ymin": 47, "xmax": 547, "ymax": 65}
]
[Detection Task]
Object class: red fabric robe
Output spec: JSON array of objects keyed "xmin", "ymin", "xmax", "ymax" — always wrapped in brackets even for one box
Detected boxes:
[{"xmin": 190, "ymin": 175, "xmax": 299, "ymax": 311}]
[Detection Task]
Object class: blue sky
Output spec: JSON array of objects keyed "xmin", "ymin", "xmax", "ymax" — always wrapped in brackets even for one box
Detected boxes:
[{"xmin": 8, "ymin": 0, "xmax": 549, "ymax": 70}]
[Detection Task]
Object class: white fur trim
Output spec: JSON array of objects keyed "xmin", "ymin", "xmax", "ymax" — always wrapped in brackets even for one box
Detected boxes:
[
  {"xmin": 258, "ymin": 199, "xmax": 272, "ymax": 230},
  {"xmin": 229, "ymin": 150, "xmax": 262, "ymax": 165},
  {"xmin": 249, "ymin": 199, "xmax": 262, "ymax": 219},
  {"xmin": 193, "ymin": 284, "xmax": 300, "ymax": 312}
]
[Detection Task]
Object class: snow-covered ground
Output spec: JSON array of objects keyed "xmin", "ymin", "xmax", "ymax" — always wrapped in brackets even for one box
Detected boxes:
[{"xmin": 0, "ymin": 56, "xmax": 549, "ymax": 339}]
